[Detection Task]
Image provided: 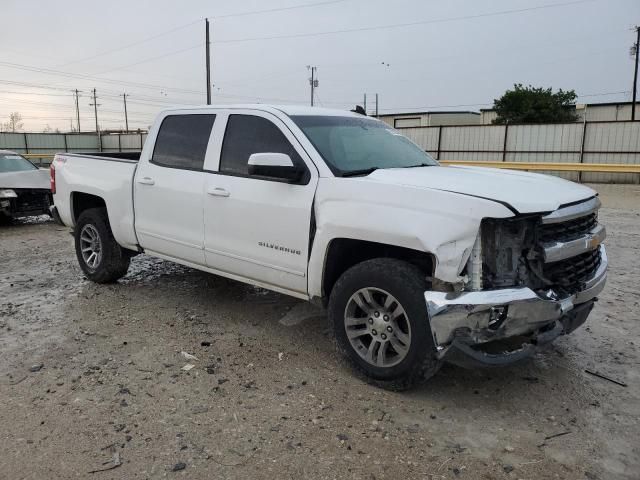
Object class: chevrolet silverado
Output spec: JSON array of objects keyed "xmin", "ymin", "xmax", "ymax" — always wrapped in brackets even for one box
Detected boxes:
[{"xmin": 50, "ymin": 105, "xmax": 607, "ymax": 389}]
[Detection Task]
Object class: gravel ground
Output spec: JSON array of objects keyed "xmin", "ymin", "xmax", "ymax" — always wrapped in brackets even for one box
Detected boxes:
[{"xmin": 0, "ymin": 184, "xmax": 638, "ymax": 480}]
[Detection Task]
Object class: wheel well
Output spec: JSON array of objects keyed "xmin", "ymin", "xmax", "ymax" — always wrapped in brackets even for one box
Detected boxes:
[
  {"xmin": 322, "ymin": 238, "xmax": 435, "ymax": 301},
  {"xmin": 72, "ymin": 192, "xmax": 106, "ymax": 222}
]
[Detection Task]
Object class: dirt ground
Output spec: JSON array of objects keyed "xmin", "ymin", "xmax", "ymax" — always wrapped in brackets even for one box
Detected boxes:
[{"xmin": 0, "ymin": 184, "xmax": 638, "ymax": 480}]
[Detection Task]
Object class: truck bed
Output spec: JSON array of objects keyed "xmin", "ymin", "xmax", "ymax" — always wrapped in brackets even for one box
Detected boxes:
[
  {"xmin": 66, "ymin": 151, "xmax": 141, "ymax": 162},
  {"xmin": 52, "ymin": 151, "xmax": 141, "ymax": 250}
]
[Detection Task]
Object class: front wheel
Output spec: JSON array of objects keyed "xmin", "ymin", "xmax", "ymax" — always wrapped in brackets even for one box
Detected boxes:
[
  {"xmin": 74, "ymin": 208, "xmax": 131, "ymax": 283},
  {"xmin": 329, "ymin": 258, "xmax": 441, "ymax": 390}
]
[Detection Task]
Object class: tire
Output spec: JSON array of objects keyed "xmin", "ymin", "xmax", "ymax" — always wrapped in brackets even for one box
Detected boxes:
[
  {"xmin": 329, "ymin": 258, "xmax": 441, "ymax": 390},
  {"xmin": 74, "ymin": 207, "xmax": 131, "ymax": 283}
]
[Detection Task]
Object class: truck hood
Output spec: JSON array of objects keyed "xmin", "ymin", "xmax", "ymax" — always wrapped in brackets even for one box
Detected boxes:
[
  {"xmin": 0, "ymin": 169, "xmax": 50, "ymax": 190},
  {"xmin": 364, "ymin": 165, "xmax": 596, "ymax": 213}
]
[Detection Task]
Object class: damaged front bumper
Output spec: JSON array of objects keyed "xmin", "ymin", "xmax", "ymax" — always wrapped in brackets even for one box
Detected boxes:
[{"xmin": 425, "ymin": 245, "xmax": 607, "ymax": 367}]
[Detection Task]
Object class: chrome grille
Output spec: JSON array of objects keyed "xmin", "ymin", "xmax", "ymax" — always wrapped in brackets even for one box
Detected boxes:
[
  {"xmin": 542, "ymin": 247, "xmax": 602, "ymax": 295},
  {"xmin": 537, "ymin": 212, "xmax": 598, "ymax": 243}
]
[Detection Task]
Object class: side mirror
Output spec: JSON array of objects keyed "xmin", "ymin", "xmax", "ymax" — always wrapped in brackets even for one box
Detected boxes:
[{"xmin": 247, "ymin": 153, "xmax": 303, "ymax": 182}]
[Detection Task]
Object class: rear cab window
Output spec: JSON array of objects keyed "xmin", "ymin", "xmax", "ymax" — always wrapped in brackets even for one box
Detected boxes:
[{"xmin": 151, "ymin": 115, "xmax": 216, "ymax": 170}]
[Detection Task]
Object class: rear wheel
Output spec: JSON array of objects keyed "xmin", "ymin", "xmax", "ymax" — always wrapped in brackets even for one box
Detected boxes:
[
  {"xmin": 74, "ymin": 208, "xmax": 131, "ymax": 283},
  {"xmin": 329, "ymin": 258, "xmax": 441, "ymax": 390}
]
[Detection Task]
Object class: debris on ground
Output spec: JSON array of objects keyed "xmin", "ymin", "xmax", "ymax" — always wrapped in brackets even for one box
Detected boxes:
[
  {"xmin": 181, "ymin": 351, "xmax": 198, "ymax": 361},
  {"xmin": 584, "ymin": 369, "xmax": 627, "ymax": 387},
  {"xmin": 29, "ymin": 363, "xmax": 43, "ymax": 372},
  {"xmin": 88, "ymin": 450, "xmax": 121, "ymax": 474},
  {"xmin": 181, "ymin": 364, "xmax": 195, "ymax": 371},
  {"xmin": 171, "ymin": 462, "xmax": 186, "ymax": 472},
  {"xmin": 538, "ymin": 430, "xmax": 572, "ymax": 447},
  {"xmin": 545, "ymin": 431, "xmax": 572, "ymax": 441}
]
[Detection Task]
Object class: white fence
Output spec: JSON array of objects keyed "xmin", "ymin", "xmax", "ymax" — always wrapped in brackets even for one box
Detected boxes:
[
  {"xmin": 399, "ymin": 120, "xmax": 640, "ymax": 183},
  {"xmin": 0, "ymin": 132, "xmax": 148, "ymax": 166}
]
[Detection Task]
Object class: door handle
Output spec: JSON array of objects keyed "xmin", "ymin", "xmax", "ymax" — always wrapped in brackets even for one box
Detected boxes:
[
  {"xmin": 137, "ymin": 177, "xmax": 155, "ymax": 186},
  {"xmin": 207, "ymin": 187, "xmax": 230, "ymax": 197}
]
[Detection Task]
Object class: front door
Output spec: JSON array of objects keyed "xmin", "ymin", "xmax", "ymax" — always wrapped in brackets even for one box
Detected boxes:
[{"xmin": 203, "ymin": 112, "xmax": 318, "ymax": 295}]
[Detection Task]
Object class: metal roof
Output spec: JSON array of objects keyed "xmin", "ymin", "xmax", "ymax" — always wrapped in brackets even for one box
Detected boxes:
[{"xmin": 377, "ymin": 111, "xmax": 481, "ymax": 117}]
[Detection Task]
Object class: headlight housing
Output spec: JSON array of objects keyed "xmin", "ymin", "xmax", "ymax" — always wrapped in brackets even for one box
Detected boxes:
[
  {"xmin": 478, "ymin": 216, "xmax": 539, "ymax": 289},
  {"xmin": 0, "ymin": 189, "xmax": 17, "ymax": 198}
]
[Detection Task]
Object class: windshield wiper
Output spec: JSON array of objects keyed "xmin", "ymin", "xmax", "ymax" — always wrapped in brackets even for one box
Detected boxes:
[
  {"xmin": 401, "ymin": 163, "xmax": 435, "ymax": 169},
  {"xmin": 341, "ymin": 167, "xmax": 380, "ymax": 177}
]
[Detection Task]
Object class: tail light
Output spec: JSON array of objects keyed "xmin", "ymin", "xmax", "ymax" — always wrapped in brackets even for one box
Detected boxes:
[{"xmin": 50, "ymin": 162, "xmax": 56, "ymax": 194}]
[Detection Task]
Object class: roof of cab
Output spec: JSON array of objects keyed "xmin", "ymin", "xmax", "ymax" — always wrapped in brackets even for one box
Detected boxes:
[{"xmin": 159, "ymin": 104, "xmax": 362, "ymax": 118}]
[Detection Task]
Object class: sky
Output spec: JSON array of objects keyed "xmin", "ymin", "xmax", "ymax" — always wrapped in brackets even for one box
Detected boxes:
[{"xmin": 0, "ymin": 0, "xmax": 638, "ymax": 132}]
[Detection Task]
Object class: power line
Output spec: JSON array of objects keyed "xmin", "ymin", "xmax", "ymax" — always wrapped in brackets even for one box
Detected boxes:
[
  {"xmin": 0, "ymin": 89, "xmax": 74, "ymax": 97},
  {"xmin": 578, "ymin": 90, "xmax": 630, "ymax": 98},
  {"xmin": 56, "ymin": 19, "xmax": 203, "ymax": 68},
  {"xmin": 0, "ymin": 96, "xmax": 154, "ymax": 115},
  {"xmin": 214, "ymin": 0, "xmax": 346, "ymax": 19},
  {"xmin": 91, "ymin": 43, "xmax": 204, "ymax": 77},
  {"xmin": 56, "ymin": 0, "xmax": 347, "ymax": 68},
  {"xmin": 0, "ymin": 81, "xmax": 201, "ymax": 107},
  {"xmin": 212, "ymin": 0, "xmax": 595, "ymax": 44},
  {"xmin": 0, "ymin": 60, "xmax": 205, "ymax": 96}
]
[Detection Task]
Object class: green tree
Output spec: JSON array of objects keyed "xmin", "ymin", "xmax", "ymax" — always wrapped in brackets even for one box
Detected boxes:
[{"xmin": 492, "ymin": 84, "xmax": 578, "ymax": 124}]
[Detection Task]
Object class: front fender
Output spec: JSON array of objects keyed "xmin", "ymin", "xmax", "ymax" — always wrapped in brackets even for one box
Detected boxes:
[{"xmin": 307, "ymin": 178, "xmax": 514, "ymax": 298}]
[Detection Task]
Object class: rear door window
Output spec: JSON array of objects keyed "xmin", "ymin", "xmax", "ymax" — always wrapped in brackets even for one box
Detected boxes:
[{"xmin": 151, "ymin": 114, "xmax": 216, "ymax": 170}]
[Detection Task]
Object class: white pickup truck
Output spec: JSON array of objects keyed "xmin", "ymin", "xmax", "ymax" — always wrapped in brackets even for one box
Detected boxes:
[{"xmin": 51, "ymin": 105, "xmax": 607, "ymax": 389}]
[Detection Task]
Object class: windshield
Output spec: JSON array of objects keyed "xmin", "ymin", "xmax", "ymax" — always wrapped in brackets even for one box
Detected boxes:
[
  {"xmin": 0, "ymin": 153, "xmax": 38, "ymax": 173},
  {"xmin": 291, "ymin": 115, "xmax": 438, "ymax": 176}
]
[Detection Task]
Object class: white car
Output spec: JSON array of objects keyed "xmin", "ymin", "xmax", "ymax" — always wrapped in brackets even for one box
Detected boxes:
[
  {"xmin": 0, "ymin": 150, "xmax": 51, "ymax": 220},
  {"xmin": 50, "ymin": 105, "xmax": 607, "ymax": 389}
]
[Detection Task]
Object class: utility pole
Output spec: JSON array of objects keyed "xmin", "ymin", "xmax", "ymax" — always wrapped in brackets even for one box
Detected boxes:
[
  {"xmin": 363, "ymin": 93, "xmax": 367, "ymax": 114},
  {"xmin": 73, "ymin": 89, "xmax": 81, "ymax": 132},
  {"xmin": 308, "ymin": 66, "xmax": 318, "ymax": 107},
  {"xmin": 632, "ymin": 25, "xmax": 640, "ymax": 121},
  {"xmin": 122, "ymin": 93, "xmax": 129, "ymax": 132},
  {"xmin": 375, "ymin": 93, "xmax": 379, "ymax": 117},
  {"xmin": 206, "ymin": 18, "xmax": 212, "ymax": 105},
  {"xmin": 89, "ymin": 88, "xmax": 102, "ymax": 151}
]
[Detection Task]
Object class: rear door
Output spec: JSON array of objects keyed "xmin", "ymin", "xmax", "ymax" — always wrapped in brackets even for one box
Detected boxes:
[
  {"xmin": 202, "ymin": 110, "xmax": 318, "ymax": 296},
  {"xmin": 134, "ymin": 113, "xmax": 216, "ymax": 265}
]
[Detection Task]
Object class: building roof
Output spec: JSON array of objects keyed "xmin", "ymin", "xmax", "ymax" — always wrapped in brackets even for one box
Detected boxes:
[{"xmin": 377, "ymin": 110, "xmax": 480, "ymax": 117}]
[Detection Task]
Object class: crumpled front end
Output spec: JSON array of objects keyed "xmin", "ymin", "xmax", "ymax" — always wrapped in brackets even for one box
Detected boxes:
[
  {"xmin": 425, "ymin": 196, "xmax": 607, "ymax": 366},
  {"xmin": 0, "ymin": 188, "xmax": 52, "ymax": 219}
]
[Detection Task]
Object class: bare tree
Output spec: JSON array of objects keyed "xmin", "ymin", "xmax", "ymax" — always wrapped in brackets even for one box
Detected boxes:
[{"xmin": 2, "ymin": 112, "xmax": 24, "ymax": 132}]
